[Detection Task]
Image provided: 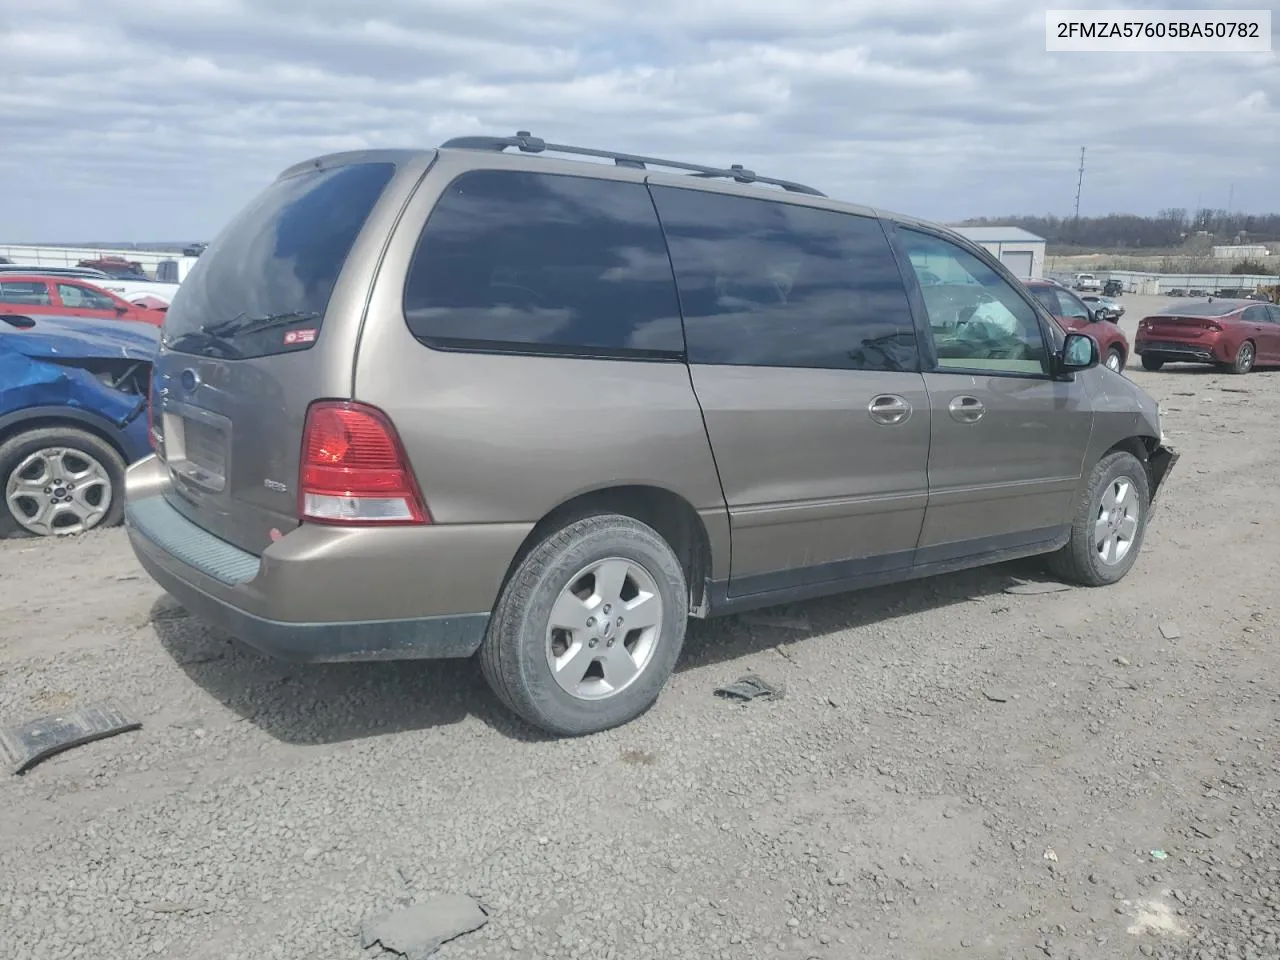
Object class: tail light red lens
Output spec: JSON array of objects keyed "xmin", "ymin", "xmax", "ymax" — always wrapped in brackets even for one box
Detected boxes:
[{"xmin": 299, "ymin": 401, "xmax": 429, "ymax": 525}]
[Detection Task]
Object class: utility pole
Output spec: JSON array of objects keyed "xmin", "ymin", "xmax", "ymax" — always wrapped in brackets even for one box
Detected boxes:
[{"xmin": 1073, "ymin": 147, "xmax": 1086, "ymax": 221}]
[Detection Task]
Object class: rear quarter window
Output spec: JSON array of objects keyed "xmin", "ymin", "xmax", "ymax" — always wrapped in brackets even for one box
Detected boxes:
[
  {"xmin": 0, "ymin": 281, "xmax": 52, "ymax": 306},
  {"xmin": 402, "ymin": 170, "xmax": 684, "ymax": 358}
]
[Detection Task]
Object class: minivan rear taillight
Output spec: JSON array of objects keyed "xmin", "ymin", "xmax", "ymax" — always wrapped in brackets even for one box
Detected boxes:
[{"xmin": 299, "ymin": 401, "xmax": 429, "ymax": 525}]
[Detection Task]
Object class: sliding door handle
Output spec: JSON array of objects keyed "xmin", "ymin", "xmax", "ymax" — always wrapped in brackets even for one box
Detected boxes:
[
  {"xmin": 948, "ymin": 395, "xmax": 986, "ymax": 423},
  {"xmin": 868, "ymin": 394, "xmax": 912, "ymax": 425}
]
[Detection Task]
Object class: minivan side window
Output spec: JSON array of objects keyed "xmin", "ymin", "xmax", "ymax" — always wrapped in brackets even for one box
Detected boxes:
[
  {"xmin": 404, "ymin": 171, "xmax": 684, "ymax": 357},
  {"xmin": 650, "ymin": 186, "xmax": 918, "ymax": 371},
  {"xmin": 898, "ymin": 229, "xmax": 1048, "ymax": 376}
]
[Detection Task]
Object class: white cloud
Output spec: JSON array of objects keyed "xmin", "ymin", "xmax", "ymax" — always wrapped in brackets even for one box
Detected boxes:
[{"xmin": 0, "ymin": 0, "xmax": 1276, "ymax": 239}]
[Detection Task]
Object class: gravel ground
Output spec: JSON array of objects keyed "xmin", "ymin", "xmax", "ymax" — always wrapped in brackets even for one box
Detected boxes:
[{"xmin": 1, "ymin": 295, "xmax": 1277, "ymax": 960}]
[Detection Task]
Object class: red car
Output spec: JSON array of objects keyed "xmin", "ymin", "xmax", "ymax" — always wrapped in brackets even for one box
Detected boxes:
[
  {"xmin": 1135, "ymin": 299, "xmax": 1280, "ymax": 374},
  {"xmin": 0, "ymin": 274, "xmax": 165, "ymax": 326},
  {"xmin": 1025, "ymin": 280, "xmax": 1130, "ymax": 372}
]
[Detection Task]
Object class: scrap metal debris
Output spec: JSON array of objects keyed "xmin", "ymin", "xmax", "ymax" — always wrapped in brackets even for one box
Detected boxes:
[
  {"xmin": 1003, "ymin": 579, "xmax": 1072, "ymax": 596},
  {"xmin": 714, "ymin": 674, "xmax": 786, "ymax": 703},
  {"xmin": 1159, "ymin": 622, "xmax": 1183, "ymax": 640},
  {"xmin": 361, "ymin": 895, "xmax": 489, "ymax": 960},
  {"xmin": 0, "ymin": 699, "xmax": 141, "ymax": 775}
]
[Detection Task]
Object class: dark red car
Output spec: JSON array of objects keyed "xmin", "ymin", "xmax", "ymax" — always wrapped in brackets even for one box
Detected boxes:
[
  {"xmin": 1025, "ymin": 280, "xmax": 1130, "ymax": 372},
  {"xmin": 0, "ymin": 274, "xmax": 165, "ymax": 326},
  {"xmin": 1135, "ymin": 300, "xmax": 1280, "ymax": 374}
]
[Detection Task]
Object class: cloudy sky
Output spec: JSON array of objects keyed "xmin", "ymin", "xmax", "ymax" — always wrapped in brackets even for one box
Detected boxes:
[{"xmin": 0, "ymin": 0, "xmax": 1275, "ymax": 242}]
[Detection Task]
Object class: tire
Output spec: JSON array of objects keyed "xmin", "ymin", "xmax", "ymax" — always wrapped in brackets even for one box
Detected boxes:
[
  {"xmin": 1140, "ymin": 355, "xmax": 1164, "ymax": 371},
  {"xmin": 0, "ymin": 426, "xmax": 126, "ymax": 538},
  {"xmin": 1226, "ymin": 340, "xmax": 1255, "ymax": 375},
  {"xmin": 1048, "ymin": 450, "xmax": 1150, "ymax": 587},
  {"xmin": 1104, "ymin": 348, "xmax": 1125, "ymax": 373},
  {"xmin": 479, "ymin": 514, "xmax": 689, "ymax": 736}
]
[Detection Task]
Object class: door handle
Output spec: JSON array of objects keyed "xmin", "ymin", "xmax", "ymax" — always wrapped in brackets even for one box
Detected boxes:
[
  {"xmin": 868, "ymin": 394, "xmax": 912, "ymax": 425},
  {"xmin": 948, "ymin": 395, "xmax": 985, "ymax": 423}
]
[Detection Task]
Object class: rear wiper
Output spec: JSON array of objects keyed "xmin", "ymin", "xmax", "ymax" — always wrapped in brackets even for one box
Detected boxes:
[{"xmin": 202, "ymin": 310, "xmax": 321, "ymax": 339}]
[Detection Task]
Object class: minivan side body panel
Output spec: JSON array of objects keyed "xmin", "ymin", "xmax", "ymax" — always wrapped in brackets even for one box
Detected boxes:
[{"xmin": 351, "ymin": 149, "xmax": 733, "ymax": 578}]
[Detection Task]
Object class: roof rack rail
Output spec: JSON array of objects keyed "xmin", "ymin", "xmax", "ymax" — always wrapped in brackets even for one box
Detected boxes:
[{"xmin": 439, "ymin": 131, "xmax": 826, "ymax": 197}]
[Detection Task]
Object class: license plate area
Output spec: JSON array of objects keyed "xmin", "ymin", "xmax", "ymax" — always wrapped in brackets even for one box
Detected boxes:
[{"xmin": 160, "ymin": 401, "xmax": 231, "ymax": 494}]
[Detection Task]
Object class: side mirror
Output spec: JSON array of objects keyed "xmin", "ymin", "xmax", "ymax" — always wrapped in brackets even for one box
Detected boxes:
[
  {"xmin": 1060, "ymin": 332, "xmax": 1098, "ymax": 373},
  {"xmin": 115, "ymin": 304, "xmax": 129, "ymax": 315}
]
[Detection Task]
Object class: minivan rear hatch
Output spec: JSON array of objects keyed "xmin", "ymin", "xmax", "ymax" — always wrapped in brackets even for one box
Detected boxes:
[{"xmin": 151, "ymin": 157, "xmax": 403, "ymax": 555}]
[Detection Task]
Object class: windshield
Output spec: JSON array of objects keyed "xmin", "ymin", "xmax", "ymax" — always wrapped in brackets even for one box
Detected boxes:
[{"xmin": 163, "ymin": 160, "xmax": 396, "ymax": 358}]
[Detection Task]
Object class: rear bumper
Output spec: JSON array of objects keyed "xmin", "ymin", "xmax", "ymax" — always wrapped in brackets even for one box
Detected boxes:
[
  {"xmin": 124, "ymin": 456, "xmax": 532, "ymax": 662},
  {"xmin": 1134, "ymin": 338, "xmax": 1224, "ymax": 363}
]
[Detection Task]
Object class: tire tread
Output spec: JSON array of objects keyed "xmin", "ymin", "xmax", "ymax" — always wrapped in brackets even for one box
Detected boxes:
[
  {"xmin": 478, "ymin": 513, "xmax": 687, "ymax": 736},
  {"xmin": 1048, "ymin": 450, "xmax": 1149, "ymax": 587}
]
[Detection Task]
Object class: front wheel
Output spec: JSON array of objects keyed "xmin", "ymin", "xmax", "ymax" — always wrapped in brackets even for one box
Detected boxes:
[
  {"xmin": 1140, "ymin": 355, "xmax": 1164, "ymax": 371},
  {"xmin": 479, "ymin": 514, "xmax": 689, "ymax": 736},
  {"xmin": 1104, "ymin": 348, "xmax": 1125, "ymax": 373},
  {"xmin": 0, "ymin": 426, "xmax": 126, "ymax": 538},
  {"xmin": 1049, "ymin": 450, "xmax": 1151, "ymax": 587}
]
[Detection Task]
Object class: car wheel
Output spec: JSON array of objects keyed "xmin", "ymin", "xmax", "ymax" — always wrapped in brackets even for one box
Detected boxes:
[
  {"xmin": 1140, "ymin": 355, "xmax": 1164, "ymax": 371},
  {"xmin": 1048, "ymin": 450, "xmax": 1151, "ymax": 587},
  {"xmin": 1228, "ymin": 340, "xmax": 1255, "ymax": 375},
  {"xmin": 479, "ymin": 514, "xmax": 689, "ymax": 736},
  {"xmin": 1104, "ymin": 348, "xmax": 1125, "ymax": 373},
  {"xmin": 0, "ymin": 426, "xmax": 126, "ymax": 538}
]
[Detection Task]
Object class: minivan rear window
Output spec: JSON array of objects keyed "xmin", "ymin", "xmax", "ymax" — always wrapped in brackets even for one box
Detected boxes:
[{"xmin": 164, "ymin": 161, "xmax": 396, "ymax": 358}]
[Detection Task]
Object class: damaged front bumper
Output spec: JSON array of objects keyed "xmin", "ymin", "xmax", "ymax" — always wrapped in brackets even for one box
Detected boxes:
[{"xmin": 1147, "ymin": 443, "xmax": 1180, "ymax": 517}]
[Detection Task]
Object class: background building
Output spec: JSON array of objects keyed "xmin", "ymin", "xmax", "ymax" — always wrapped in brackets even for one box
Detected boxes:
[
  {"xmin": 950, "ymin": 226, "xmax": 1046, "ymax": 279},
  {"xmin": 1211, "ymin": 244, "xmax": 1270, "ymax": 259}
]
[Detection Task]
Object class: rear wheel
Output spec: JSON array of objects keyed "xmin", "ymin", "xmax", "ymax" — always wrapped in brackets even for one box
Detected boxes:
[
  {"xmin": 1104, "ymin": 348, "xmax": 1125, "ymax": 372},
  {"xmin": 1225, "ymin": 340, "xmax": 1255, "ymax": 375},
  {"xmin": 0, "ymin": 427, "xmax": 126, "ymax": 538},
  {"xmin": 1140, "ymin": 355, "xmax": 1164, "ymax": 371},
  {"xmin": 479, "ymin": 514, "xmax": 688, "ymax": 736},
  {"xmin": 1049, "ymin": 450, "xmax": 1150, "ymax": 587}
]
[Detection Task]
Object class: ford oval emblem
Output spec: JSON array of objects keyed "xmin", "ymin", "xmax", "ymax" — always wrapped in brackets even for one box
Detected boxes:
[{"xmin": 179, "ymin": 368, "xmax": 201, "ymax": 393}]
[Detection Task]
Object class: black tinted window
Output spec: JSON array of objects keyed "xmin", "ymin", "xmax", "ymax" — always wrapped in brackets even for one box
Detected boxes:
[
  {"xmin": 1242, "ymin": 305, "xmax": 1268, "ymax": 322},
  {"xmin": 651, "ymin": 187, "xmax": 917, "ymax": 371},
  {"xmin": 165, "ymin": 161, "xmax": 396, "ymax": 358},
  {"xmin": 404, "ymin": 171, "xmax": 683, "ymax": 357}
]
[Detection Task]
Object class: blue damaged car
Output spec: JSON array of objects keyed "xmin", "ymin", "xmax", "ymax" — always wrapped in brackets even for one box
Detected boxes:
[{"xmin": 0, "ymin": 313, "xmax": 158, "ymax": 537}]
